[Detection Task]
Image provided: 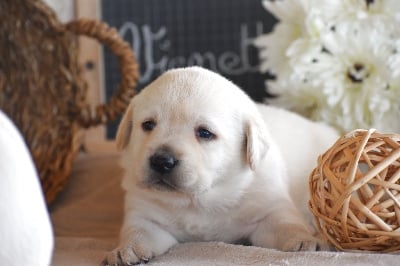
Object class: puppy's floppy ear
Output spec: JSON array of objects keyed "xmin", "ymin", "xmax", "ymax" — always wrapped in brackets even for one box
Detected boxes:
[
  {"xmin": 245, "ymin": 114, "xmax": 270, "ymax": 170},
  {"xmin": 116, "ymin": 101, "xmax": 134, "ymax": 150}
]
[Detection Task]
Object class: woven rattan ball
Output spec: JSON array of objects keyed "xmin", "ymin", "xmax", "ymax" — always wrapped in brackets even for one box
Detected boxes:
[{"xmin": 309, "ymin": 129, "xmax": 400, "ymax": 252}]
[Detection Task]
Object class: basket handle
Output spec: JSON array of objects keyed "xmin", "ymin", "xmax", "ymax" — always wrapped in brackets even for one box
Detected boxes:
[{"xmin": 65, "ymin": 19, "xmax": 139, "ymax": 128}]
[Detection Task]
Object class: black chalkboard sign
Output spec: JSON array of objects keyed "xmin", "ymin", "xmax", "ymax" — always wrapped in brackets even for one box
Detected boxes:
[{"xmin": 101, "ymin": 0, "xmax": 276, "ymax": 138}]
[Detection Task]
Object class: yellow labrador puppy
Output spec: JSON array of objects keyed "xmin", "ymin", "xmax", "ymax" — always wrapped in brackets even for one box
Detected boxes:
[{"xmin": 103, "ymin": 67, "xmax": 338, "ymax": 265}]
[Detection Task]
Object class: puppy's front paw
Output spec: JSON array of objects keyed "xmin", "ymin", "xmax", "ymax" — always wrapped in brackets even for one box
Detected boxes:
[
  {"xmin": 102, "ymin": 225, "xmax": 178, "ymax": 266},
  {"xmin": 102, "ymin": 243, "xmax": 153, "ymax": 266},
  {"xmin": 281, "ymin": 231, "xmax": 331, "ymax": 252}
]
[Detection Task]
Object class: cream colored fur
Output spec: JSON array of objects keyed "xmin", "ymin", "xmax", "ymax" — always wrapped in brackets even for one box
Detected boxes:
[{"xmin": 104, "ymin": 67, "xmax": 338, "ymax": 265}]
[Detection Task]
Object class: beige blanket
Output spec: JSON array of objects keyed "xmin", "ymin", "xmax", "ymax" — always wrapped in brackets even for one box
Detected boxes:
[{"xmin": 50, "ymin": 153, "xmax": 399, "ymax": 265}]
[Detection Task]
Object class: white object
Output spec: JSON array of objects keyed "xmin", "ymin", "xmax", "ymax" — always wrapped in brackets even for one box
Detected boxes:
[{"xmin": 0, "ymin": 111, "xmax": 53, "ymax": 265}]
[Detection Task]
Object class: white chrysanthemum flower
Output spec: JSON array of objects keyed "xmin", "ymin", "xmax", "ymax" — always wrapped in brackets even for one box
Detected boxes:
[
  {"xmin": 282, "ymin": 28, "xmax": 400, "ymax": 132},
  {"xmin": 254, "ymin": 0, "xmax": 311, "ymax": 75},
  {"xmin": 258, "ymin": 0, "xmax": 400, "ymax": 133}
]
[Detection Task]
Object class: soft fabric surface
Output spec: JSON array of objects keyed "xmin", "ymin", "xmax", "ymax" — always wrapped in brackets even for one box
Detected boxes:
[{"xmin": 50, "ymin": 153, "xmax": 399, "ymax": 265}]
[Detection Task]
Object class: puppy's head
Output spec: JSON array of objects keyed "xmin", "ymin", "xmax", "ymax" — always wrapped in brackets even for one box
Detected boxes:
[{"xmin": 116, "ymin": 67, "xmax": 269, "ymax": 195}]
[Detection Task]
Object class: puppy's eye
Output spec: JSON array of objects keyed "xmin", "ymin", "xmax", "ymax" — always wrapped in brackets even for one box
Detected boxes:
[
  {"xmin": 196, "ymin": 127, "xmax": 215, "ymax": 140},
  {"xmin": 142, "ymin": 120, "xmax": 156, "ymax": 132}
]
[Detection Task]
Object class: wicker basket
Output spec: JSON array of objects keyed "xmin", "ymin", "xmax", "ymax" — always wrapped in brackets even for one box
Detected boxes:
[
  {"xmin": 0, "ymin": 0, "xmax": 138, "ymax": 204},
  {"xmin": 309, "ymin": 129, "xmax": 400, "ymax": 252}
]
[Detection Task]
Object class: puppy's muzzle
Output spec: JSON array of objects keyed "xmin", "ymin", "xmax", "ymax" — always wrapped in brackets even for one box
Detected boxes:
[{"xmin": 150, "ymin": 150, "xmax": 179, "ymax": 174}]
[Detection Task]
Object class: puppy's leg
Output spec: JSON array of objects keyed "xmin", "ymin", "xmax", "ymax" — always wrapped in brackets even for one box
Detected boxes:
[
  {"xmin": 250, "ymin": 200, "xmax": 330, "ymax": 251},
  {"xmin": 103, "ymin": 217, "xmax": 178, "ymax": 265}
]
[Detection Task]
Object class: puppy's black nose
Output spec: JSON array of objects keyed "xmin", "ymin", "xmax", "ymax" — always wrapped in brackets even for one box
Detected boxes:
[{"xmin": 150, "ymin": 151, "xmax": 179, "ymax": 174}]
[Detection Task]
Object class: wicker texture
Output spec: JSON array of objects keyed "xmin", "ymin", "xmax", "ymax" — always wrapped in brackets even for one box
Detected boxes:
[
  {"xmin": 309, "ymin": 129, "xmax": 400, "ymax": 252},
  {"xmin": 0, "ymin": 0, "xmax": 138, "ymax": 204}
]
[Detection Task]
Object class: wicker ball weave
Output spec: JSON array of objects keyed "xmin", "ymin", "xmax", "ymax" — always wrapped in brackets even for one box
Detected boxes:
[
  {"xmin": 309, "ymin": 129, "xmax": 400, "ymax": 252},
  {"xmin": 0, "ymin": 0, "xmax": 138, "ymax": 204}
]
